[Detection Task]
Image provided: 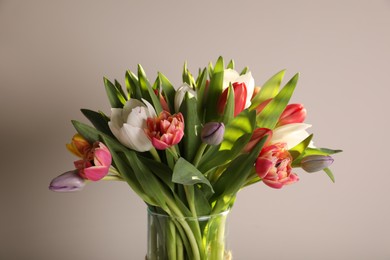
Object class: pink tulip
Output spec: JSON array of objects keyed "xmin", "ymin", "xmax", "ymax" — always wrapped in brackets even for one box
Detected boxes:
[
  {"xmin": 243, "ymin": 128, "xmax": 273, "ymax": 153},
  {"xmin": 74, "ymin": 142, "xmax": 112, "ymax": 181},
  {"xmin": 154, "ymin": 89, "xmax": 170, "ymax": 112},
  {"xmin": 255, "ymin": 143, "xmax": 299, "ymax": 189},
  {"xmin": 218, "ymin": 82, "xmax": 247, "ymax": 116},
  {"xmin": 277, "ymin": 104, "xmax": 306, "ymax": 127},
  {"xmin": 145, "ymin": 111, "xmax": 185, "ymax": 150}
]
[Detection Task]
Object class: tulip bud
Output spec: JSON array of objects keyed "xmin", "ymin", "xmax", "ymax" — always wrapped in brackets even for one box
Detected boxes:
[
  {"xmin": 49, "ymin": 170, "xmax": 86, "ymax": 192},
  {"xmin": 277, "ymin": 104, "xmax": 306, "ymax": 126},
  {"xmin": 201, "ymin": 122, "xmax": 225, "ymax": 145},
  {"xmin": 243, "ymin": 128, "xmax": 272, "ymax": 153},
  {"xmin": 301, "ymin": 155, "xmax": 334, "ymax": 173}
]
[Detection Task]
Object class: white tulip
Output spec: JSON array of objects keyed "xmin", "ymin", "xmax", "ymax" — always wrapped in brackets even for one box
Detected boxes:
[
  {"xmin": 223, "ymin": 69, "xmax": 255, "ymax": 109},
  {"xmin": 108, "ymin": 98, "xmax": 156, "ymax": 152},
  {"xmin": 174, "ymin": 83, "xmax": 196, "ymax": 112},
  {"xmin": 270, "ymin": 123, "xmax": 314, "ymax": 149}
]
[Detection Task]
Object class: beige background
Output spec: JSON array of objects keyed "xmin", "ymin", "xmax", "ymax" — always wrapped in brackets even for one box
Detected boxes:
[{"xmin": 1, "ymin": 1, "xmax": 389, "ymax": 259}]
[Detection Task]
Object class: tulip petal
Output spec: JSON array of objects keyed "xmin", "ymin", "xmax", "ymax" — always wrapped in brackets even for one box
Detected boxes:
[
  {"xmin": 83, "ymin": 166, "xmax": 110, "ymax": 181},
  {"xmin": 271, "ymin": 123, "xmax": 312, "ymax": 149},
  {"xmin": 255, "ymin": 157, "xmax": 274, "ymax": 179},
  {"xmin": 223, "ymin": 69, "xmax": 240, "ymax": 89},
  {"xmin": 123, "ymin": 123, "xmax": 152, "ymax": 152}
]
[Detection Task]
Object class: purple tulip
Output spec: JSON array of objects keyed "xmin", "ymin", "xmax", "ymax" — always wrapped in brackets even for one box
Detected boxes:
[
  {"xmin": 201, "ymin": 122, "xmax": 225, "ymax": 145},
  {"xmin": 301, "ymin": 155, "xmax": 334, "ymax": 173},
  {"xmin": 49, "ymin": 170, "xmax": 86, "ymax": 192}
]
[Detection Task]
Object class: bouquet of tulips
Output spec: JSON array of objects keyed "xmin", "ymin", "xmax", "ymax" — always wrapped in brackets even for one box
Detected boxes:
[{"xmin": 50, "ymin": 57, "xmax": 340, "ymax": 259}]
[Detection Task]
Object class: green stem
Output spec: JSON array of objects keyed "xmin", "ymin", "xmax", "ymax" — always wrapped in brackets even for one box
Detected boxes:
[
  {"xmin": 164, "ymin": 193, "xmax": 201, "ymax": 260},
  {"xmin": 192, "ymin": 142, "xmax": 208, "ymax": 167},
  {"xmin": 150, "ymin": 147, "xmax": 161, "ymax": 162},
  {"xmin": 101, "ymin": 175, "xmax": 124, "ymax": 181}
]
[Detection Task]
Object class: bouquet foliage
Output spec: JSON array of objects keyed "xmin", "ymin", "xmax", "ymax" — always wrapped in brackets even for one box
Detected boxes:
[{"xmin": 50, "ymin": 57, "xmax": 341, "ymax": 259}]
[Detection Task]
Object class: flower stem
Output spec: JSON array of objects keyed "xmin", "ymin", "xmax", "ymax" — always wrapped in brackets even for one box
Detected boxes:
[
  {"xmin": 192, "ymin": 142, "xmax": 208, "ymax": 167},
  {"xmin": 150, "ymin": 147, "xmax": 161, "ymax": 162}
]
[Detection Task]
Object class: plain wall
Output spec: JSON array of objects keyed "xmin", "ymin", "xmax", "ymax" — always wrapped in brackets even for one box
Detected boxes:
[{"xmin": 1, "ymin": 1, "xmax": 389, "ymax": 259}]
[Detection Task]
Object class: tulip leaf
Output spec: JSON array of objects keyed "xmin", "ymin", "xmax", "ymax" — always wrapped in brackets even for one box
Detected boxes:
[
  {"xmin": 125, "ymin": 70, "xmax": 142, "ymax": 100},
  {"xmin": 72, "ymin": 120, "xmax": 101, "ymax": 143},
  {"xmin": 182, "ymin": 61, "xmax": 196, "ymax": 88},
  {"xmin": 179, "ymin": 93, "xmax": 202, "ymax": 162},
  {"xmin": 104, "ymin": 77, "xmax": 126, "ymax": 108},
  {"xmin": 205, "ymin": 58, "xmax": 224, "ymax": 122},
  {"xmin": 137, "ymin": 64, "xmax": 153, "ymax": 104},
  {"xmin": 158, "ymin": 72, "xmax": 176, "ymax": 113},
  {"xmin": 80, "ymin": 109, "xmax": 114, "ymax": 138},
  {"xmin": 211, "ymin": 137, "xmax": 267, "ymax": 212},
  {"xmin": 221, "ymin": 84, "xmax": 235, "ymax": 125},
  {"xmin": 195, "ymin": 68, "xmax": 208, "ymax": 121},
  {"xmin": 138, "ymin": 156, "xmax": 174, "ymax": 191},
  {"xmin": 249, "ymin": 69, "xmax": 286, "ymax": 111},
  {"xmin": 198, "ymin": 110, "xmax": 256, "ymax": 173},
  {"xmin": 102, "ymin": 135, "xmax": 158, "ymax": 206},
  {"xmin": 227, "ymin": 59, "xmax": 235, "ymax": 69},
  {"xmin": 240, "ymin": 66, "xmax": 249, "ymax": 75},
  {"xmin": 289, "ymin": 134, "xmax": 313, "ymax": 161},
  {"xmin": 323, "ymin": 167, "xmax": 335, "ymax": 183},
  {"xmin": 172, "ymin": 158, "xmax": 214, "ymax": 192},
  {"xmin": 125, "ymin": 150, "xmax": 171, "ymax": 211},
  {"xmin": 114, "ymin": 80, "xmax": 127, "ymax": 101},
  {"xmin": 256, "ymin": 73, "xmax": 299, "ymax": 129},
  {"xmin": 146, "ymin": 78, "xmax": 163, "ymax": 114}
]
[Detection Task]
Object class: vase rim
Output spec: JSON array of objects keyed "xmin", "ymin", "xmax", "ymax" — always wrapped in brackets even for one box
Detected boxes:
[{"xmin": 147, "ymin": 207, "xmax": 230, "ymax": 221}]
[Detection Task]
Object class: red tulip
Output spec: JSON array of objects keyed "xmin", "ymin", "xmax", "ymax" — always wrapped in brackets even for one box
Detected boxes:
[
  {"xmin": 243, "ymin": 128, "xmax": 273, "ymax": 153},
  {"xmin": 277, "ymin": 104, "xmax": 306, "ymax": 127},
  {"xmin": 145, "ymin": 111, "xmax": 185, "ymax": 150},
  {"xmin": 255, "ymin": 143, "xmax": 299, "ymax": 189},
  {"xmin": 218, "ymin": 82, "xmax": 247, "ymax": 116}
]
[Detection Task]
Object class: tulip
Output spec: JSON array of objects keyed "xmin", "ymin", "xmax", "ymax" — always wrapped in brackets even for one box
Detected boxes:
[
  {"xmin": 218, "ymin": 82, "xmax": 247, "ymax": 116},
  {"xmin": 74, "ymin": 142, "xmax": 112, "ymax": 181},
  {"xmin": 243, "ymin": 128, "xmax": 272, "ymax": 153},
  {"xmin": 145, "ymin": 111, "xmax": 185, "ymax": 150},
  {"xmin": 174, "ymin": 84, "xmax": 196, "ymax": 112},
  {"xmin": 66, "ymin": 133, "xmax": 91, "ymax": 158},
  {"xmin": 223, "ymin": 69, "xmax": 255, "ymax": 109},
  {"xmin": 270, "ymin": 123, "xmax": 312, "ymax": 149},
  {"xmin": 49, "ymin": 170, "xmax": 86, "ymax": 192},
  {"xmin": 109, "ymin": 98, "xmax": 156, "ymax": 152},
  {"xmin": 255, "ymin": 143, "xmax": 299, "ymax": 189},
  {"xmin": 154, "ymin": 89, "xmax": 170, "ymax": 112},
  {"xmin": 301, "ymin": 155, "xmax": 334, "ymax": 173},
  {"xmin": 277, "ymin": 104, "xmax": 307, "ymax": 127},
  {"xmin": 201, "ymin": 122, "xmax": 225, "ymax": 145}
]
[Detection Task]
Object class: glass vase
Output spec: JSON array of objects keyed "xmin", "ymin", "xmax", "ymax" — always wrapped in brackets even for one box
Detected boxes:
[{"xmin": 146, "ymin": 207, "xmax": 232, "ymax": 260}]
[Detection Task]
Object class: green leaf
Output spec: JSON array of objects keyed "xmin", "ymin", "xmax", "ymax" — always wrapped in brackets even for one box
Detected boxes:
[
  {"xmin": 227, "ymin": 59, "xmax": 235, "ymax": 69},
  {"xmin": 221, "ymin": 84, "xmax": 235, "ymax": 125},
  {"xmin": 172, "ymin": 158, "xmax": 214, "ymax": 192},
  {"xmin": 292, "ymin": 147, "xmax": 342, "ymax": 167},
  {"xmin": 289, "ymin": 134, "xmax": 313, "ymax": 161},
  {"xmin": 182, "ymin": 61, "xmax": 195, "ymax": 87},
  {"xmin": 205, "ymin": 58, "xmax": 224, "ymax": 122},
  {"xmin": 101, "ymin": 135, "xmax": 158, "ymax": 206},
  {"xmin": 125, "ymin": 70, "xmax": 142, "ymax": 100},
  {"xmin": 240, "ymin": 66, "xmax": 249, "ymax": 75},
  {"xmin": 323, "ymin": 167, "xmax": 335, "ymax": 183},
  {"xmin": 146, "ymin": 78, "xmax": 163, "ymax": 114},
  {"xmin": 137, "ymin": 64, "xmax": 152, "ymax": 104},
  {"xmin": 211, "ymin": 137, "xmax": 267, "ymax": 212},
  {"xmin": 80, "ymin": 109, "xmax": 113, "ymax": 137},
  {"xmin": 138, "ymin": 156, "xmax": 174, "ymax": 191},
  {"xmin": 249, "ymin": 70, "xmax": 286, "ymax": 110},
  {"xmin": 198, "ymin": 110, "xmax": 256, "ymax": 173},
  {"xmin": 125, "ymin": 150, "xmax": 171, "ymax": 210},
  {"xmin": 256, "ymin": 73, "xmax": 299, "ymax": 128},
  {"xmin": 158, "ymin": 72, "xmax": 176, "ymax": 113},
  {"xmin": 71, "ymin": 120, "xmax": 101, "ymax": 143},
  {"xmin": 195, "ymin": 68, "xmax": 208, "ymax": 121},
  {"xmin": 104, "ymin": 77, "xmax": 126, "ymax": 108},
  {"xmin": 114, "ymin": 80, "xmax": 127, "ymax": 101},
  {"xmin": 179, "ymin": 93, "xmax": 202, "ymax": 162}
]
